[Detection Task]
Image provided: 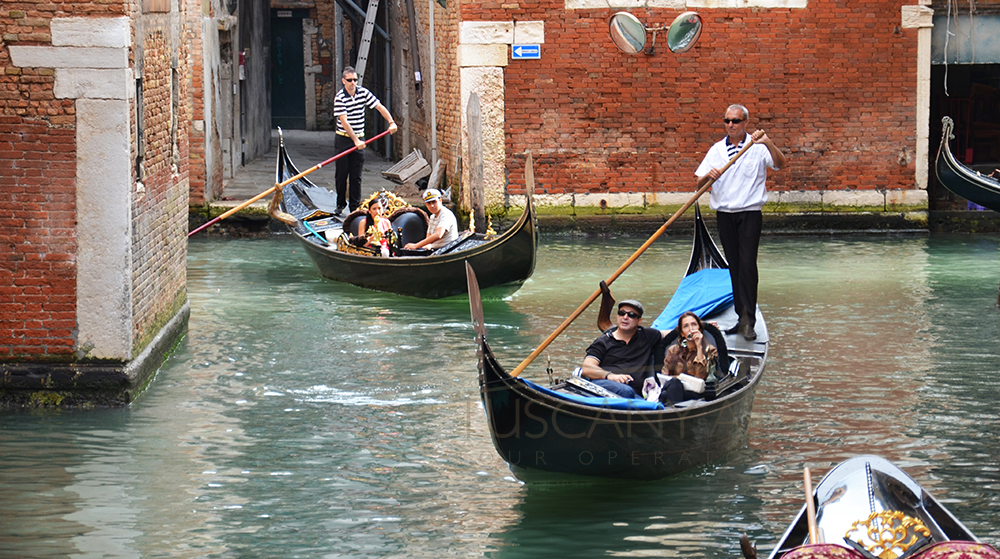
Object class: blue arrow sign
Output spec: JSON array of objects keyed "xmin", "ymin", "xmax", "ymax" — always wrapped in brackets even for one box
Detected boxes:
[{"xmin": 511, "ymin": 44, "xmax": 541, "ymax": 59}]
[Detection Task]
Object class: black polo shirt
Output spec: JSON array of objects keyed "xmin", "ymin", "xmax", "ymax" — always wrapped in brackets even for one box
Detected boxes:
[{"xmin": 585, "ymin": 326, "xmax": 663, "ymax": 383}]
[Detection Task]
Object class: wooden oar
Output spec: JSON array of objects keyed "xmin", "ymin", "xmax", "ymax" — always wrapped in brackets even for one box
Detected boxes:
[
  {"xmin": 804, "ymin": 467, "xmax": 819, "ymax": 544},
  {"xmin": 508, "ymin": 139, "xmax": 755, "ymax": 377},
  {"xmin": 188, "ymin": 129, "xmax": 392, "ymax": 237}
]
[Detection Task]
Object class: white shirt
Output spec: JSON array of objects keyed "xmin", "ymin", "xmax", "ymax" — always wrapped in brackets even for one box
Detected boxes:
[
  {"xmin": 426, "ymin": 206, "xmax": 459, "ymax": 249},
  {"xmin": 696, "ymin": 133, "xmax": 776, "ymax": 212}
]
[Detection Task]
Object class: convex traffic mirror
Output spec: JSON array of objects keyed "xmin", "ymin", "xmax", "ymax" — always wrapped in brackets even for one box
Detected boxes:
[{"xmin": 609, "ymin": 11, "xmax": 703, "ymax": 55}]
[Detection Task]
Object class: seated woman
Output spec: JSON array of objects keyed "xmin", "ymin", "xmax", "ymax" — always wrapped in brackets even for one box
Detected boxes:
[
  {"xmin": 659, "ymin": 311, "xmax": 718, "ymax": 404},
  {"xmin": 347, "ymin": 197, "xmax": 392, "ymax": 256}
]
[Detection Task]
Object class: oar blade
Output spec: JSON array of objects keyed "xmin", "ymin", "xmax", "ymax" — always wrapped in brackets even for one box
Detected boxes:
[{"xmin": 466, "ymin": 261, "xmax": 487, "ymax": 337}]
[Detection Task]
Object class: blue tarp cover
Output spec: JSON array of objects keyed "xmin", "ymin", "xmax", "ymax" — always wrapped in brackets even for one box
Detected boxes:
[
  {"xmin": 651, "ymin": 268, "xmax": 733, "ymax": 330},
  {"xmin": 522, "ymin": 379, "xmax": 665, "ymax": 411}
]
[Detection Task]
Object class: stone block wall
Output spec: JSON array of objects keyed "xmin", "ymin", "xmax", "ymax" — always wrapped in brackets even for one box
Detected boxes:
[{"xmin": 133, "ymin": 18, "xmax": 190, "ymax": 357}]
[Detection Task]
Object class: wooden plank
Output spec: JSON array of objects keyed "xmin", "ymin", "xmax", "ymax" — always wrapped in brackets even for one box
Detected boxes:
[{"xmin": 468, "ymin": 92, "xmax": 485, "ymax": 233}]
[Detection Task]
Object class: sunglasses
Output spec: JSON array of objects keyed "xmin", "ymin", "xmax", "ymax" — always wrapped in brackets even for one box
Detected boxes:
[
  {"xmin": 617, "ymin": 310, "xmax": 640, "ymax": 319},
  {"xmin": 723, "ymin": 118, "xmax": 744, "ymax": 124},
  {"xmin": 345, "ymin": 78, "xmax": 358, "ymax": 82}
]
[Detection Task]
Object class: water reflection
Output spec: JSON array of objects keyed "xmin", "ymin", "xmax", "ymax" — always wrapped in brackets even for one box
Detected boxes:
[{"xmin": 1, "ymin": 234, "xmax": 1000, "ymax": 557}]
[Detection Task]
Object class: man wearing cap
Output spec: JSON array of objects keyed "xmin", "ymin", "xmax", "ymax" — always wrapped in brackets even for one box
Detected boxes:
[
  {"xmin": 333, "ymin": 66, "xmax": 398, "ymax": 215},
  {"xmin": 403, "ymin": 189, "xmax": 459, "ymax": 251},
  {"xmin": 581, "ymin": 299, "xmax": 669, "ymax": 398}
]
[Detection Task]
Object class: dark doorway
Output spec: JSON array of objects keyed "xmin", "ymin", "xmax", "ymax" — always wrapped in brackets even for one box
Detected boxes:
[{"xmin": 271, "ymin": 9, "xmax": 309, "ymax": 129}]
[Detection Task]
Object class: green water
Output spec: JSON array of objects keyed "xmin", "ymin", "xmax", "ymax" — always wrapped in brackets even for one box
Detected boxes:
[{"xmin": 2, "ymin": 233, "xmax": 1000, "ymax": 558}]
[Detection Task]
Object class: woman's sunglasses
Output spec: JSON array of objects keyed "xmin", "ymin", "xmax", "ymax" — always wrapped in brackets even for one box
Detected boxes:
[{"xmin": 617, "ymin": 310, "xmax": 640, "ymax": 319}]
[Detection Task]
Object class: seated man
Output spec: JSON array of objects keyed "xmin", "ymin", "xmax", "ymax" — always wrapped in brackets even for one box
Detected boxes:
[
  {"xmin": 403, "ymin": 189, "xmax": 459, "ymax": 251},
  {"xmin": 581, "ymin": 299, "xmax": 669, "ymax": 398}
]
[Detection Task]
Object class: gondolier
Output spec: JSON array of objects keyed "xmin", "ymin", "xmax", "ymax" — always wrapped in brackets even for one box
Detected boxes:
[
  {"xmin": 334, "ymin": 66, "xmax": 398, "ymax": 215},
  {"xmin": 696, "ymin": 103, "xmax": 786, "ymax": 342}
]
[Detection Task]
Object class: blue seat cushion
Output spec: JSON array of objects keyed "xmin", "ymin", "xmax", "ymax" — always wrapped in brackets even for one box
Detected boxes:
[{"xmin": 651, "ymin": 268, "xmax": 733, "ymax": 331}]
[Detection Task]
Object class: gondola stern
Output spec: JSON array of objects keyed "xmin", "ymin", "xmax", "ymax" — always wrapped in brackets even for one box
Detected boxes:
[{"xmin": 686, "ymin": 203, "xmax": 729, "ymax": 276}]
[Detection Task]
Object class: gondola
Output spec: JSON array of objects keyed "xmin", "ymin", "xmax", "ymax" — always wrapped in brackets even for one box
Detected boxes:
[
  {"xmin": 270, "ymin": 133, "xmax": 538, "ymax": 299},
  {"xmin": 466, "ymin": 205, "xmax": 768, "ymax": 481},
  {"xmin": 935, "ymin": 116, "xmax": 1000, "ymax": 213},
  {"xmin": 761, "ymin": 456, "xmax": 998, "ymax": 559}
]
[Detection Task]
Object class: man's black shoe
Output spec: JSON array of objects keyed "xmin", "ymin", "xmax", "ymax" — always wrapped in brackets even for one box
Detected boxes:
[
  {"xmin": 740, "ymin": 322, "xmax": 757, "ymax": 341},
  {"xmin": 334, "ymin": 205, "xmax": 346, "ymax": 216},
  {"xmin": 724, "ymin": 324, "xmax": 739, "ymax": 335}
]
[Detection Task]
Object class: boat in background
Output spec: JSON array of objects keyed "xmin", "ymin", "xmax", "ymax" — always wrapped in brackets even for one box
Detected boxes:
[
  {"xmin": 467, "ymin": 205, "xmax": 768, "ymax": 481},
  {"xmin": 935, "ymin": 116, "xmax": 1000, "ymax": 213},
  {"xmin": 760, "ymin": 455, "xmax": 998, "ymax": 559},
  {"xmin": 271, "ymin": 133, "xmax": 538, "ymax": 299}
]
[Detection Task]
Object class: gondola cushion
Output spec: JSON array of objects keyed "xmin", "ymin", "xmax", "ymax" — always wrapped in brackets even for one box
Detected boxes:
[
  {"xmin": 651, "ymin": 268, "xmax": 733, "ymax": 330},
  {"xmin": 523, "ymin": 379, "xmax": 665, "ymax": 410}
]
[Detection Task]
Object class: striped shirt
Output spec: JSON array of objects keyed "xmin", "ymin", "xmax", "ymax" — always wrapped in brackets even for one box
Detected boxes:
[
  {"xmin": 726, "ymin": 135, "xmax": 745, "ymax": 158},
  {"xmin": 334, "ymin": 86, "xmax": 380, "ymax": 138}
]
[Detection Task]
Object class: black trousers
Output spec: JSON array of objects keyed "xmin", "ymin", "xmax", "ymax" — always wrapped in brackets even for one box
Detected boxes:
[
  {"xmin": 334, "ymin": 134, "xmax": 365, "ymax": 211},
  {"xmin": 716, "ymin": 210, "xmax": 762, "ymax": 327}
]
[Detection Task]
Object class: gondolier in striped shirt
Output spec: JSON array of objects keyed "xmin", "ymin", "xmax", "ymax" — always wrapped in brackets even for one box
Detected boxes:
[
  {"xmin": 695, "ymin": 104, "xmax": 786, "ymax": 342},
  {"xmin": 333, "ymin": 66, "xmax": 398, "ymax": 215}
]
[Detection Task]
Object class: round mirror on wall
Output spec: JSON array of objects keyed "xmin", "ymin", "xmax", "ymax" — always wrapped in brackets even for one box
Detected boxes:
[
  {"xmin": 609, "ymin": 12, "xmax": 646, "ymax": 55},
  {"xmin": 666, "ymin": 11, "xmax": 703, "ymax": 53}
]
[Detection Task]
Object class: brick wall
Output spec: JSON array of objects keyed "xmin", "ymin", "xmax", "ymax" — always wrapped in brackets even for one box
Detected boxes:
[
  {"xmin": 0, "ymin": 119, "xmax": 77, "ymax": 359},
  {"xmin": 133, "ymin": 22, "xmax": 188, "ymax": 355},
  {"xmin": 395, "ymin": 0, "xmax": 461, "ymax": 182},
  {"xmin": 463, "ymin": 0, "xmax": 921, "ymax": 200},
  {"xmin": 431, "ymin": 0, "xmax": 461, "ymax": 191},
  {"xmin": 187, "ymin": 0, "xmax": 206, "ymax": 205},
  {"xmin": 0, "ymin": 8, "xmax": 85, "ymax": 359}
]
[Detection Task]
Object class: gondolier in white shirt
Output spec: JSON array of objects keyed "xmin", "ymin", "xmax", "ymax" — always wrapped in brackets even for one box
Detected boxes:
[
  {"xmin": 333, "ymin": 66, "xmax": 397, "ymax": 215},
  {"xmin": 695, "ymin": 104, "xmax": 786, "ymax": 342}
]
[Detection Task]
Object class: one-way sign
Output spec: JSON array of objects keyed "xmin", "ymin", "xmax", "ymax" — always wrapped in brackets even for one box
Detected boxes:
[{"xmin": 511, "ymin": 44, "xmax": 541, "ymax": 59}]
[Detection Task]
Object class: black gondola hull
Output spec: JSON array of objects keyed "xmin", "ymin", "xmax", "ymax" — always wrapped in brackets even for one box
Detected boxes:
[{"xmin": 478, "ymin": 339, "xmax": 762, "ymax": 481}]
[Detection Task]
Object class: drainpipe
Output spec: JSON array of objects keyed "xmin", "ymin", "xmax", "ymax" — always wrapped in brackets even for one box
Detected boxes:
[
  {"xmin": 336, "ymin": 3, "xmax": 343, "ymax": 80},
  {"xmin": 429, "ymin": 0, "xmax": 437, "ymax": 165}
]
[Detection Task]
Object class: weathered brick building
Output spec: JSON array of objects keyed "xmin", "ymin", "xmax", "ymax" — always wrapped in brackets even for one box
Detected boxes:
[
  {"xmin": 451, "ymin": 0, "xmax": 998, "ymax": 212},
  {"xmin": 0, "ymin": 1, "xmax": 238, "ymax": 404}
]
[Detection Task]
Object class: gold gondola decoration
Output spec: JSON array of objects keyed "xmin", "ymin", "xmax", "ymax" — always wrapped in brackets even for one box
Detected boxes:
[
  {"xmin": 365, "ymin": 218, "xmax": 397, "ymax": 249},
  {"xmin": 469, "ymin": 208, "xmax": 497, "ymax": 239},
  {"xmin": 845, "ymin": 510, "xmax": 931, "ymax": 559}
]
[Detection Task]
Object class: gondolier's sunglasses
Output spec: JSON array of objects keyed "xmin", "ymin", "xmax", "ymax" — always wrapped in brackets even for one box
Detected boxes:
[
  {"xmin": 617, "ymin": 310, "xmax": 640, "ymax": 318},
  {"xmin": 723, "ymin": 118, "xmax": 744, "ymax": 124},
  {"xmin": 344, "ymin": 78, "xmax": 358, "ymax": 82}
]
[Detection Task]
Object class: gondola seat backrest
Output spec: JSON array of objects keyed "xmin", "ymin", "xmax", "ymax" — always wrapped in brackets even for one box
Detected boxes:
[
  {"xmin": 390, "ymin": 211, "xmax": 428, "ymax": 247},
  {"xmin": 342, "ymin": 210, "xmax": 369, "ymax": 238}
]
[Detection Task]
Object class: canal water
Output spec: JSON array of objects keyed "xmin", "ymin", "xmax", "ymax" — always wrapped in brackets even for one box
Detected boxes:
[{"xmin": 3, "ymin": 232, "xmax": 1000, "ymax": 558}]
